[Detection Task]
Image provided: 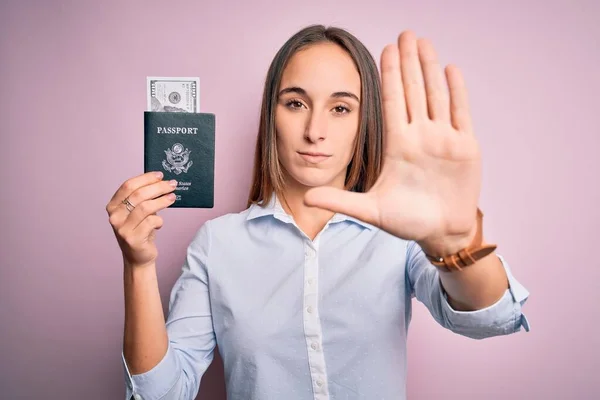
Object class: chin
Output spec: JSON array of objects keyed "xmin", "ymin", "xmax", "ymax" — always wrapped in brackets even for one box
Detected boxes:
[{"xmin": 287, "ymin": 166, "xmax": 339, "ymax": 188}]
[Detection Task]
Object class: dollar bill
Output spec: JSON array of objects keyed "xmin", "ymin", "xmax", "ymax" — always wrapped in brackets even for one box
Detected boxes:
[{"xmin": 147, "ymin": 77, "xmax": 200, "ymax": 113}]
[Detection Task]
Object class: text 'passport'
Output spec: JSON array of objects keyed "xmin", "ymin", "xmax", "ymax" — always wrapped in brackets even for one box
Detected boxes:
[{"xmin": 144, "ymin": 111, "xmax": 215, "ymax": 208}]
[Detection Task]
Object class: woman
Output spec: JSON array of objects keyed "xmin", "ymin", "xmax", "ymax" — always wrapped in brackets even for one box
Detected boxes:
[{"xmin": 107, "ymin": 25, "xmax": 530, "ymax": 400}]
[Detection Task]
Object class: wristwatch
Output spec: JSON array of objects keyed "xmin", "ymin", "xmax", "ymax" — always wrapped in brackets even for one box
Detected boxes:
[{"xmin": 425, "ymin": 208, "xmax": 497, "ymax": 272}]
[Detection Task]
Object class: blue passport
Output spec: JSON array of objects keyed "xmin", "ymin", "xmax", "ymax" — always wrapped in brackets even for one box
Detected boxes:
[{"xmin": 144, "ymin": 111, "xmax": 215, "ymax": 208}]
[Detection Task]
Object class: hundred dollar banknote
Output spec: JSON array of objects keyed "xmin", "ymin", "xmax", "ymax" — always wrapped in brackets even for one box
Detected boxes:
[{"xmin": 147, "ymin": 76, "xmax": 200, "ymax": 112}]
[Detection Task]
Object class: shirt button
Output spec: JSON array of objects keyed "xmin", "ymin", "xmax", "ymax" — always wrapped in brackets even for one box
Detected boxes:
[
  {"xmin": 311, "ymin": 342, "xmax": 318, "ymax": 350},
  {"xmin": 307, "ymin": 306, "xmax": 313, "ymax": 313},
  {"xmin": 316, "ymin": 379, "xmax": 324, "ymax": 387},
  {"xmin": 133, "ymin": 394, "xmax": 142, "ymax": 400},
  {"xmin": 307, "ymin": 278, "xmax": 314, "ymax": 285}
]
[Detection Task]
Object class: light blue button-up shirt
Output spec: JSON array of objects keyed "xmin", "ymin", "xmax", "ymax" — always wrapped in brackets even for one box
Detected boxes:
[{"xmin": 123, "ymin": 194, "xmax": 530, "ymax": 400}]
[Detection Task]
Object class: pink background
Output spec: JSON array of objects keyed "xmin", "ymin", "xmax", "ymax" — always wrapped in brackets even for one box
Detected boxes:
[{"xmin": 1, "ymin": 0, "xmax": 598, "ymax": 398}]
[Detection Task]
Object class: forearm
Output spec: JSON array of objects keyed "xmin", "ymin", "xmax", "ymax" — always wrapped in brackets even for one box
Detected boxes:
[
  {"xmin": 437, "ymin": 246, "xmax": 509, "ymax": 311},
  {"xmin": 123, "ymin": 261, "xmax": 169, "ymax": 375},
  {"xmin": 418, "ymin": 219, "xmax": 510, "ymax": 312}
]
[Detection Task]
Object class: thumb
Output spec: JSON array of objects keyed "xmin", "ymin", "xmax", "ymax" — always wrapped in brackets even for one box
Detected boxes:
[{"xmin": 304, "ymin": 187, "xmax": 377, "ymax": 225}]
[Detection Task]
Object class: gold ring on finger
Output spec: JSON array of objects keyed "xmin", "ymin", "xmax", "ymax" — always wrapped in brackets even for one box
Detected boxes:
[{"xmin": 122, "ymin": 197, "xmax": 135, "ymax": 212}]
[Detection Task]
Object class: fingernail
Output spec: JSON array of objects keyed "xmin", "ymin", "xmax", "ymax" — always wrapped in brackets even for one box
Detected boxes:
[
  {"xmin": 168, "ymin": 193, "xmax": 176, "ymax": 200},
  {"xmin": 155, "ymin": 171, "xmax": 163, "ymax": 179},
  {"xmin": 169, "ymin": 179, "xmax": 178, "ymax": 187}
]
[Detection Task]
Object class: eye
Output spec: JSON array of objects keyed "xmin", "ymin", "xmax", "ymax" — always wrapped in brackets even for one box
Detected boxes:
[
  {"xmin": 285, "ymin": 99, "xmax": 305, "ymax": 110},
  {"xmin": 333, "ymin": 105, "xmax": 351, "ymax": 114}
]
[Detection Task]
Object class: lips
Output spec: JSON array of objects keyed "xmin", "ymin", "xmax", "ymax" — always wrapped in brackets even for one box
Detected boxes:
[{"xmin": 298, "ymin": 151, "xmax": 331, "ymax": 163}]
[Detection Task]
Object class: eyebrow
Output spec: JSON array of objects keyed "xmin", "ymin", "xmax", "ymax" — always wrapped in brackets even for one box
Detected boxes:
[{"xmin": 278, "ymin": 86, "xmax": 360, "ymax": 102}]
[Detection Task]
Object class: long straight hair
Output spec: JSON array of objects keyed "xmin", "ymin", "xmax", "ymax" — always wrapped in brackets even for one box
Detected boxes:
[{"xmin": 246, "ymin": 25, "xmax": 383, "ymax": 208}]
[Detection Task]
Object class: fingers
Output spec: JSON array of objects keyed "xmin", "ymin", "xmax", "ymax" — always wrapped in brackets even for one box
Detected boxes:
[
  {"xmin": 381, "ymin": 44, "xmax": 408, "ymax": 135},
  {"xmin": 392, "ymin": 31, "xmax": 466, "ymax": 129},
  {"xmin": 132, "ymin": 214, "xmax": 164, "ymax": 242},
  {"xmin": 116, "ymin": 214, "xmax": 164, "ymax": 263},
  {"xmin": 398, "ymin": 31, "xmax": 428, "ymax": 122},
  {"xmin": 124, "ymin": 178, "xmax": 178, "ymax": 214},
  {"xmin": 107, "ymin": 174, "xmax": 176, "ymax": 235},
  {"xmin": 106, "ymin": 171, "xmax": 164, "ymax": 215},
  {"xmin": 304, "ymin": 187, "xmax": 379, "ymax": 226},
  {"xmin": 446, "ymin": 64, "xmax": 473, "ymax": 134},
  {"xmin": 417, "ymin": 38, "xmax": 450, "ymax": 122},
  {"xmin": 118, "ymin": 186, "xmax": 176, "ymax": 230},
  {"xmin": 115, "ymin": 194, "xmax": 175, "ymax": 243}
]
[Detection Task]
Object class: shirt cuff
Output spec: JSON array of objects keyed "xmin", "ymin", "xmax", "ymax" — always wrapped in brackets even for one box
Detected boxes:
[
  {"xmin": 439, "ymin": 254, "xmax": 531, "ymax": 339},
  {"xmin": 123, "ymin": 342, "xmax": 181, "ymax": 400}
]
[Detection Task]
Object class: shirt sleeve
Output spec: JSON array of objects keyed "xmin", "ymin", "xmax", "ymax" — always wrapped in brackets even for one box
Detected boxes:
[
  {"xmin": 405, "ymin": 240, "xmax": 530, "ymax": 340},
  {"xmin": 123, "ymin": 220, "xmax": 217, "ymax": 400}
]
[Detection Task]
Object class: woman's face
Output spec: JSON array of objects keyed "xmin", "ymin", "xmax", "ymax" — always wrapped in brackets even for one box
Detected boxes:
[{"xmin": 275, "ymin": 42, "xmax": 361, "ymax": 191}]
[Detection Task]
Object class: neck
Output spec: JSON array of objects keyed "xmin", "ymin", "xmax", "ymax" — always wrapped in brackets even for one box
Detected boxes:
[{"xmin": 278, "ymin": 178, "xmax": 344, "ymax": 240}]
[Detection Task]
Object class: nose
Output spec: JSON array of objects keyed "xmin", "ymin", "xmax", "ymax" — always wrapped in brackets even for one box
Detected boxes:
[{"xmin": 304, "ymin": 109, "xmax": 327, "ymax": 143}]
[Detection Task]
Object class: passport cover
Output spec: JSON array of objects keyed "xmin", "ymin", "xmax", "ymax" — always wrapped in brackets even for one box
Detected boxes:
[{"xmin": 144, "ymin": 111, "xmax": 215, "ymax": 208}]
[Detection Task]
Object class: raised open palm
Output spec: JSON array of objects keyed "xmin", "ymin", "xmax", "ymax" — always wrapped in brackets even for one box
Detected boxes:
[{"xmin": 305, "ymin": 31, "xmax": 481, "ymax": 251}]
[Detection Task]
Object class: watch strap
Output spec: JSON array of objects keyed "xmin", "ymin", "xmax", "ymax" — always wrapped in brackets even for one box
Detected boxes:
[{"xmin": 425, "ymin": 208, "xmax": 497, "ymax": 272}]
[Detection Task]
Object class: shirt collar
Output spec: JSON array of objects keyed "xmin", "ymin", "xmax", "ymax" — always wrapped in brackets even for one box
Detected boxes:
[
  {"xmin": 246, "ymin": 191, "xmax": 375, "ymax": 230},
  {"xmin": 246, "ymin": 192, "xmax": 286, "ymax": 220}
]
